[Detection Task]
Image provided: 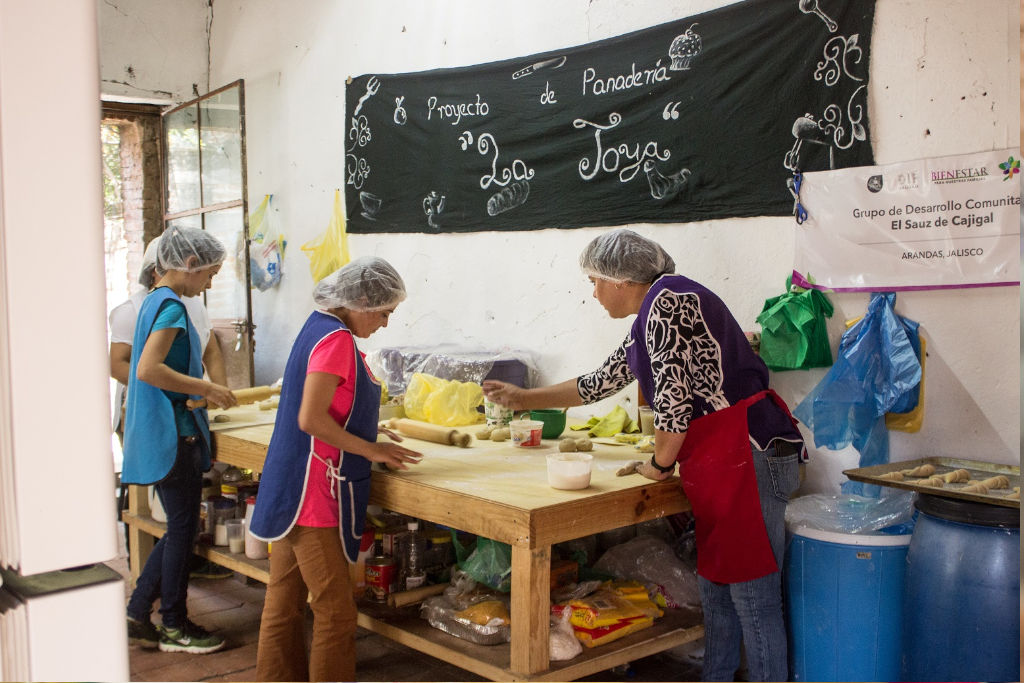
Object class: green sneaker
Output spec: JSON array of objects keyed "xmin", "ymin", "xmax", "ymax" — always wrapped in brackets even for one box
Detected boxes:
[
  {"xmin": 127, "ymin": 616, "xmax": 160, "ymax": 649},
  {"xmin": 158, "ymin": 620, "xmax": 226, "ymax": 654},
  {"xmin": 189, "ymin": 560, "xmax": 233, "ymax": 580}
]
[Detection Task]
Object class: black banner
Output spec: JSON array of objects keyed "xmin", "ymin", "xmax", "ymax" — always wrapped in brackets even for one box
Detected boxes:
[{"xmin": 344, "ymin": 0, "xmax": 875, "ymax": 233}]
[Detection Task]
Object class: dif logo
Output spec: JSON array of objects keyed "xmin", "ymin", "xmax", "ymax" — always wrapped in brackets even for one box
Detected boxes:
[{"xmin": 866, "ymin": 171, "xmax": 918, "ymax": 193}]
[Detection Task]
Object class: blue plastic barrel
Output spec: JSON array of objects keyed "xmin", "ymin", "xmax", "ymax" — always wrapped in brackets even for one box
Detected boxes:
[
  {"xmin": 900, "ymin": 494, "xmax": 1020, "ymax": 682},
  {"xmin": 785, "ymin": 523, "xmax": 912, "ymax": 681}
]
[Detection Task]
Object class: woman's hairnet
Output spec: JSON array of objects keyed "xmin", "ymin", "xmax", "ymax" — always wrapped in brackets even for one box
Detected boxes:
[
  {"xmin": 156, "ymin": 227, "xmax": 227, "ymax": 273},
  {"xmin": 313, "ymin": 256, "xmax": 407, "ymax": 311},
  {"xmin": 579, "ymin": 229, "xmax": 676, "ymax": 283},
  {"xmin": 138, "ymin": 236, "xmax": 161, "ymax": 288}
]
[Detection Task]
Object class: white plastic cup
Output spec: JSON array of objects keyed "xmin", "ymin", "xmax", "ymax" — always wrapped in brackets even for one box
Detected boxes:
[
  {"xmin": 547, "ymin": 452, "xmax": 593, "ymax": 489},
  {"xmin": 509, "ymin": 419, "xmax": 544, "ymax": 447},
  {"xmin": 226, "ymin": 518, "xmax": 245, "ymax": 553}
]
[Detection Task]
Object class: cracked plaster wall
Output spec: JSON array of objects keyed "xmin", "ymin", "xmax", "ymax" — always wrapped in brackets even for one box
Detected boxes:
[
  {"xmin": 189, "ymin": 0, "xmax": 1017, "ymax": 493},
  {"xmin": 98, "ymin": 0, "xmax": 210, "ymax": 102}
]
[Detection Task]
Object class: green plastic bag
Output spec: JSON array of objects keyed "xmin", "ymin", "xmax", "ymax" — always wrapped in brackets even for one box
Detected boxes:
[
  {"xmin": 451, "ymin": 532, "xmax": 511, "ymax": 593},
  {"xmin": 756, "ymin": 279, "xmax": 834, "ymax": 371}
]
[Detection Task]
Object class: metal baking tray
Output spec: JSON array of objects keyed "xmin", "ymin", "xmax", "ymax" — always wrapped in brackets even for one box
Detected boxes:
[{"xmin": 843, "ymin": 457, "xmax": 1020, "ymax": 509}]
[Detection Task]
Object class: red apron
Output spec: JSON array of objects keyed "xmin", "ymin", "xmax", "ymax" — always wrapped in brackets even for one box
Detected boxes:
[{"xmin": 676, "ymin": 389, "xmax": 796, "ymax": 584}]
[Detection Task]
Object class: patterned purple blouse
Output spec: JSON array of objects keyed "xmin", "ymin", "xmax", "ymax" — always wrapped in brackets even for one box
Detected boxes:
[{"xmin": 577, "ymin": 274, "xmax": 803, "ymax": 453}]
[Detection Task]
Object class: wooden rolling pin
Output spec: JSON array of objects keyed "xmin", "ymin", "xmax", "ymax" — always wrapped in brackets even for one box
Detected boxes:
[
  {"xmin": 186, "ymin": 385, "xmax": 280, "ymax": 411},
  {"xmin": 385, "ymin": 418, "xmax": 472, "ymax": 448},
  {"xmin": 387, "ymin": 582, "xmax": 447, "ymax": 608}
]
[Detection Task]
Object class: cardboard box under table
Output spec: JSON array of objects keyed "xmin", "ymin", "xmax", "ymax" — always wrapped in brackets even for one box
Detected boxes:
[{"xmin": 127, "ymin": 412, "xmax": 702, "ymax": 681}]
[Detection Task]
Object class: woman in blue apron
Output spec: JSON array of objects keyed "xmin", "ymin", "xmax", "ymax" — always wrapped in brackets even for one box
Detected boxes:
[
  {"xmin": 122, "ymin": 227, "xmax": 237, "ymax": 655},
  {"xmin": 484, "ymin": 229, "xmax": 804, "ymax": 681},
  {"xmin": 250, "ymin": 257, "xmax": 422, "ymax": 682}
]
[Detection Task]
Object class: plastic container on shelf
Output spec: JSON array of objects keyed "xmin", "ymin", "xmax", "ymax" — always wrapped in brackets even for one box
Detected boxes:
[
  {"xmin": 243, "ymin": 495, "xmax": 269, "ymax": 560},
  {"xmin": 900, "ymin": 494, "xmax": 1019, "ymax": 682},
  {"xmin": 785, "ymin": 522, "xmax": 912, "ymax": 681}
]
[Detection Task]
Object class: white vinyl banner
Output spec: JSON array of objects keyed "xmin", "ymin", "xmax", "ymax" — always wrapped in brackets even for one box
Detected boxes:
[{"xmin": 792, "ymin": 148, "xmax": 1021, "ymax": 292}]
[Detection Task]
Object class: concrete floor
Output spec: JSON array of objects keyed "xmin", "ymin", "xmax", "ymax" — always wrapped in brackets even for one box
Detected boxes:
[{"xmin": 111, "ymin": 544, "xmax": 705, "ymax": 682}]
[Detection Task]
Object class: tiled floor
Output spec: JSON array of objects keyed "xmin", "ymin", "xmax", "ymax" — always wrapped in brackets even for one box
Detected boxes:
[{"xmin": 112, "ymin": 538, "xmax": 704, "ymax": 682}]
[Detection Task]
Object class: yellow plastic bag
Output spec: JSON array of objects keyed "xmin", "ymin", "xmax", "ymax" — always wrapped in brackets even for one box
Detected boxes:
[
  {"xmin": 403, "ymin": 372, "xmax": 483, "ymax": 427},
  {"xmin": 301, "ymin": 189, "xmax": 350, "ymax": 282}
]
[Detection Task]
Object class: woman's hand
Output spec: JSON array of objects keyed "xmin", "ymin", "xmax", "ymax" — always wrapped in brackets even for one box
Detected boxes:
[
  {"xmin": 482, "ymin": 380, "xmax": 527, "ymax": 410},
  {"xmin": 205, "ymin": 382, "xmax": 238, "ymax": 409},
  {"xmin": 636, "ymin": 460, "xmax": 674, "ymax": 481},
  {"xmin": 366, "ymin": 441, "xmax": 422, "ymax": 470}
]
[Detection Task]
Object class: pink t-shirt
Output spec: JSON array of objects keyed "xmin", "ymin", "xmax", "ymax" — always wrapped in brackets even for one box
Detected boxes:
[{"xmin": 295, "ymin": 330, "xmax": 373, "ymax": 527}]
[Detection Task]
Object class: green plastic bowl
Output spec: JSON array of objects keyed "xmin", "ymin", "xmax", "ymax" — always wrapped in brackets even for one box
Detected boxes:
[{"xmin": 529, "ymin": 409, "xmax": 567, "ymax": 439}]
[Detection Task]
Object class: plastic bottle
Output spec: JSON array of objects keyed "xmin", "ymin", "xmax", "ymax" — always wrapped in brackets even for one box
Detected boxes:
[
  {"xmin": 404, "ymin": 521, "xmax": 427, "ymax": 590},
  {"xmin": 243, "ymin": 495, "xmax": 269, "ymax": 559}
]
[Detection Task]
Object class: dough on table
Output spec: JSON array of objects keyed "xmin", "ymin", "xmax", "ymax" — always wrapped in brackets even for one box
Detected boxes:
[
  {"xmin": 213, "ymin": 414, "xmax": 231, "ymax": 423},
  {"xmin": 490, "ymin": 427, "xmax": 510, "ymax": 442},
  {"xmin": 575, "ymin": 437, "xmax": 594, "ymax": 452},
  {"xmin": 559, "ymin": 438, "xmax": 578, "ymax": 453}
]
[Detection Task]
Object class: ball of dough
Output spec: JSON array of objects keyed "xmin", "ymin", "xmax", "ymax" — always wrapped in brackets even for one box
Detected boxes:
[
  {"xmin": 574, "ymin": 437, "xmax": 593, "ymax": 452},
  {"xmin": 478, "ymin": 426, "xmax": 494, "ymax": 439},
  {"xmin": 213, "ymin": 414, "xmax": 231, "ymax": 423},
  {"xmin": 559, "ymin": 438, "xmax": 577, "ymax": 452},
  {"xmin": 490, "ymin": 428, "xmax": 510, "ymax": 442}
]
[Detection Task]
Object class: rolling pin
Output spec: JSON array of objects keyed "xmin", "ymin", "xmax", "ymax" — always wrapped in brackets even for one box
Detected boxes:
[
  {"xmin": 385, "ymin": 418, "xmax": 472, "ymax": 448},
  {"xmin": 186, "ymin": 385, "xmax": 280, "ymax": 411}
]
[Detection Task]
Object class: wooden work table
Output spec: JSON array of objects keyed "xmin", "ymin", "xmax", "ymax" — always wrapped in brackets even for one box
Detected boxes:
[{"xmin": 123, "ymin": 409, "xmax": 702, "ymax": 680}]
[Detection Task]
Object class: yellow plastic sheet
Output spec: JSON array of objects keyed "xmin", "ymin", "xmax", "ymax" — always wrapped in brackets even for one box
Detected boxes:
[
  {"xmin": 403, "ymin": 372, "xmax": 483, "ymax": 427},
  {"xmin": 301, "ymin": 189, "xmax": 350, "ymax": 282}
]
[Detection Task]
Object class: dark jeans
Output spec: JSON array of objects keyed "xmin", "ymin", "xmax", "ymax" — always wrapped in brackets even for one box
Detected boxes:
[{"xmin": 126, "ymin": 437, "xmax": 202, "ymax": 629}]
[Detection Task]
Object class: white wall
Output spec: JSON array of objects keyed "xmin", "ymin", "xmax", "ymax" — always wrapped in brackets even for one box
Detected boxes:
[
  {"xmin": 98, "ymin": 0, "xmax": 209, "ymax": 103},
  {"xmin": 199, "ymin": 0, "xmax": 1019, "ymax": 494}
]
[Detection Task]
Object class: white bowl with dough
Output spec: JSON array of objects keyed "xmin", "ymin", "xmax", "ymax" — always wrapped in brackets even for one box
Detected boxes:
[{"xmin": 546, "ymin": 452, "xmax": 593, "ymax": 490}]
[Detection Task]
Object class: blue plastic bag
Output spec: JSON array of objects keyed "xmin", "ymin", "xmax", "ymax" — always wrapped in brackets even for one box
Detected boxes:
[{"xmin": 794, "ymin": 293, "xmax": 922, "ymax": 496}]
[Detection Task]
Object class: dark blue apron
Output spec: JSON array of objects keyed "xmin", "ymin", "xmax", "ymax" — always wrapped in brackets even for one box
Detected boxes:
[{"xmin": 248, "ymin": 311, "xmax": 380, "ymax": 563}]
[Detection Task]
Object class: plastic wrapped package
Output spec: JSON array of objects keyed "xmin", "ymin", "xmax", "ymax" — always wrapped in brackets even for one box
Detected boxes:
[
  {"xmin": 593, "ymin": 535, "xmax": 701, "ymax": 610},
  {"xmin": 365, "ymin": 346, "xmax": 539, "ymax": 395},
  {"xmin": 420, "ymin": 594, "xmax": 511, "ymax": 646},
  {"xmin": 785, "ymin": 491, "xmax": 915, "ymax": 534},
  {"xmin": 549, "ymin": 608, "xmax": 583, "ymax": 661}
]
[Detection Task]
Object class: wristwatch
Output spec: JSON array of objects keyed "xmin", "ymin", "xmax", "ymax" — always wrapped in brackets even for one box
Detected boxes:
[{"xmin": 649, "ymin": 454, "xmax": 675, "ymax": 474}]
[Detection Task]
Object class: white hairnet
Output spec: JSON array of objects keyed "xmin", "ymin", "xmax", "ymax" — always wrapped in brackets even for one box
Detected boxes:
[
  {"xmin": 138, "ymin": 236, "xmax": 161, "ymax": 288},
  {"xmin": 579, "ymin": 229, "xmax": 676, "ymax": 284},
  {"xmin": 313, "ymin": 256, "xmax": 407, "ymax": 311},
  {"xmin": 156, "ymin": 226, "xmax": 227, "ymax": 273}
]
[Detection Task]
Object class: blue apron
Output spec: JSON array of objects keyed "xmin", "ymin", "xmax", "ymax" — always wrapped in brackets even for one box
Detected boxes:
[
  {"xmin": 121, "ymin": 287, "xmax": 210, "ymax": 485},
  {"xmin": 249, "ymin": 311, "xmax": 381, "ymax": 563}
]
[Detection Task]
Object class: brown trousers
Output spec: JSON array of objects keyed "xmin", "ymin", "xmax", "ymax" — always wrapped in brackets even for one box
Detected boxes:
[{"xmin": 256, "ymin": 525, "xmax": 357, "ymax": 682}]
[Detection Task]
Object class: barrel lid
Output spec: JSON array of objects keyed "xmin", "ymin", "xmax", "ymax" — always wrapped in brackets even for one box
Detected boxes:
[
  {"xmin": 915, "ymin": 493, "xmax": 1020, "ymax": 528},
  {"xmin": 788, "ymin": 524, "xmax": 912, "ymax": 546}
]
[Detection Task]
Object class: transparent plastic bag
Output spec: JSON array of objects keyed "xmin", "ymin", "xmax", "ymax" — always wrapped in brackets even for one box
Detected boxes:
[
  {"xmin": 301, "ymin": 189, "xmax": 350, "ymax": 283},
  {"xmin": 785, "ymin": 491, "xmax": 915, "ymax": 534},
  {"xmin": 248, "ymin": 194, "xmax": 285, "ymax": 291},
  {"xmin": 420, "ymin": 594, "xmax": 511, "ymax": 645},
  {"xmin": 403, "ymin": 372, "xmax": 483, "ymax": 427},
  {"xmin": 593, "ymin": 535, "xmax": 701, "ymax": 610}
]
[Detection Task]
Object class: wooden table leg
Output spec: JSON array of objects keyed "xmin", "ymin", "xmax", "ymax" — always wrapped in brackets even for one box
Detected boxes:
[
  {"xmin": 510, "ymin": 544, "xmax": 551, "ymax": 675},
  {"xmin": 126, "ymin": 484, "xmax": 154, "ymax": 588}
]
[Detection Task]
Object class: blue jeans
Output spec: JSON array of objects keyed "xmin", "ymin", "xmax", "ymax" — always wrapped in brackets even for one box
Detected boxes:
[
  {"xmin": 126, "ymin": 438, "xmax": 203, "ymax": 629},
  {"xmin": 699, "ymin": 442, "xmax": 800, "ymax": 682}
]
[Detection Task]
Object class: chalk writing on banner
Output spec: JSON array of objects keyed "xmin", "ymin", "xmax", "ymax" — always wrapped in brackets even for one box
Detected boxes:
[{"xmin": 344, "ymin": 0, "xmax": 876, "ymax": 234}]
